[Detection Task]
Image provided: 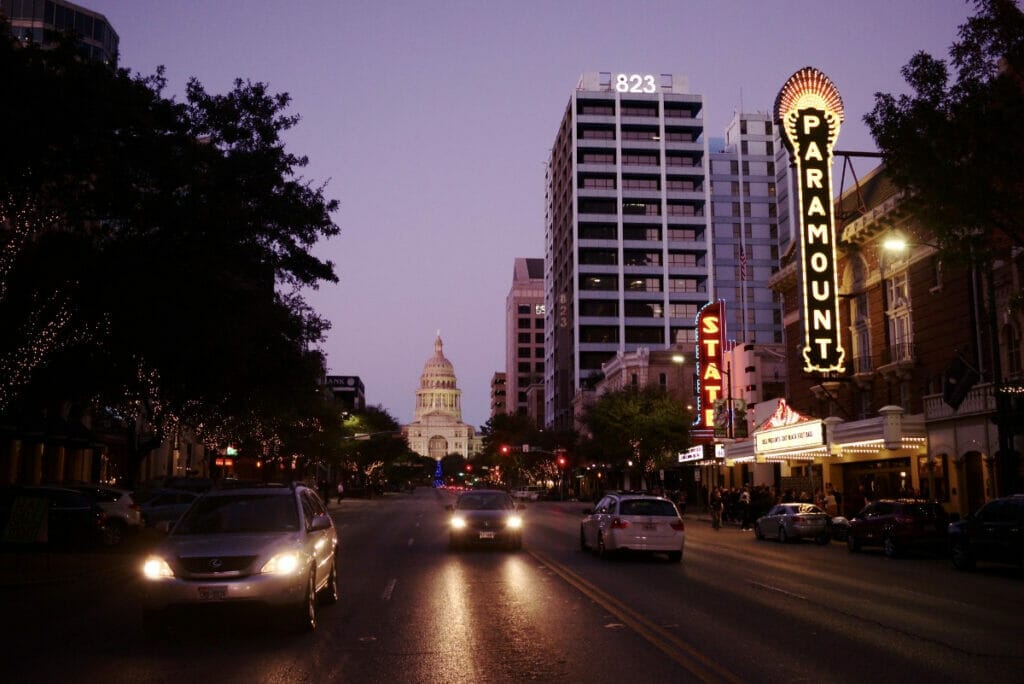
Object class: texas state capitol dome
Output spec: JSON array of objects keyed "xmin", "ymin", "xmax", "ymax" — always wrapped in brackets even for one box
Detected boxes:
[{"xmin": 402, "ymin": 334, "xmax": 476, "ymax": 460}]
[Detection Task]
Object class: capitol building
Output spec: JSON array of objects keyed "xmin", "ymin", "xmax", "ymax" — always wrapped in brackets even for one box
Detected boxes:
[{"xmin": 402, "ymin": 334, "xmax": 480, "ymax": 460}]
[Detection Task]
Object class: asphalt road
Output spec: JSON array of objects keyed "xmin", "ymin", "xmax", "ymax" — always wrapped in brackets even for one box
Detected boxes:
[{"xmin": 2, "ymin": 488, "xmax": 1021, "ymax": 683}]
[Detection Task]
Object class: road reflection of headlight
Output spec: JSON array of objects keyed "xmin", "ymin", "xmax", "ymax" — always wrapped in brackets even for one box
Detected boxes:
[
  {"xmin": 143, "ymin": 557, "xmax": 174, "ymax": 579},
  {"xmin": 506, "ymin": 515, "xmax": 523, "ymax": 530},
  {"xmin": 261, "ymin": 552, "xmax": 301, "ymax": 575},
  {"xmin": 451, "ymin": 517, "xmax": 467, "ymax": 529}
]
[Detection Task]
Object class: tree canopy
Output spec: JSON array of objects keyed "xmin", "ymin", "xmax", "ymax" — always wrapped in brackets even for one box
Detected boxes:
[
  {"xmin": 864, "ymin": 0, "xmax": 1023, "ymax": 260},
  {"xmin": 581, "ymin": 386, "xmax": 691, "ymax": 473},
  {"xmin": 0, "ymin": 24, "xmax": 340, "ymax": 474}
]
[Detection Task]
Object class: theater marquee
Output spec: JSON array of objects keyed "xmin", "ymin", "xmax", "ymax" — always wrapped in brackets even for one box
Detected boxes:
[{"xmin": 775, "ymin": 67, "xmax": 846, "ymax": 374}]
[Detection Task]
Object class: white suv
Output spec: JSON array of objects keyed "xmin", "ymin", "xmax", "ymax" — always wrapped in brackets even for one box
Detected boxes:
[
  {"xmin": 141, "ymin": 483, "xmax": 338, "ymax": 637},
  {"xmin": 70, "ymin": 485, "xmax": 143, "ymax": 545},
  {"xmin": 512, "ymin": 486, "xmax": 544, "ymax": 501}
]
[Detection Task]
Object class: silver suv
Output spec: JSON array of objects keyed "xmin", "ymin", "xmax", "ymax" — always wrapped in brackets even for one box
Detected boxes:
[{"xmin": 140, "ymin": 483, "xmax": 338, "ymax": 636}]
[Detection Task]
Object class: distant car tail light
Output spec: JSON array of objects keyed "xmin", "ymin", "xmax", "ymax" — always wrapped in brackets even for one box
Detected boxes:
[
  {"xmin": 895, "ymin": 514, "xmax": 915, "ymax": 524},
  {"xmin": 670, "ymin": 519, "xmax": 685, "ymax": 531},
  {"xmin": 610, "ymin": 518, "xmax": 630, "ymax": 529}
]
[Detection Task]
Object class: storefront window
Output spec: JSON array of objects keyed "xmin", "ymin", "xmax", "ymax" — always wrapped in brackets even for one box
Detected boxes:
[{"xmin": 917, "ymin": 454, "xmax": 949, "ymax": 502}]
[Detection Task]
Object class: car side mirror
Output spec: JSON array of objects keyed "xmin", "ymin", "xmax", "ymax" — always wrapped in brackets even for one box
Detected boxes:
[{"xmin": 309, "ymin": 513, "xmax": 333, "ymax": 531}]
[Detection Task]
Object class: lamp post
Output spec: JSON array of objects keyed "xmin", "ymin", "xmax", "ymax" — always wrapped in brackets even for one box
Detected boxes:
[{"xmin": 671, "ymin": 353, "xmax": 686, "ymax": 410}]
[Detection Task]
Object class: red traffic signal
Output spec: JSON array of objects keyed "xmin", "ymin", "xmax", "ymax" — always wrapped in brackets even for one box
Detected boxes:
[
  {"xmin": 557, "ymin": 456, "xmax": 567, "ymax": 467},
  {"xmin": 499, "ymin": 445, "xmax": 510, "ymax": 455}
]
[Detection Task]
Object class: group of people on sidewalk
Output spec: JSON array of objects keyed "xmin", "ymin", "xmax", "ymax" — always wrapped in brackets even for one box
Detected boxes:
[{"xmin": 705, "ymin": 483, "xmax": 846, "ymax": 530}]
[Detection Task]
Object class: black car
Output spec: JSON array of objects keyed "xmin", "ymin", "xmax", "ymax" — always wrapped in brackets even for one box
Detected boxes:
[
  {"xmin": 949, "ymin": 494, "xmax": 1024, "ymax": 571},
  {"xmin": 446, "ymin": 489, "xmax": 524, "ymax": 551},
  {"xmin": 0, "ymin": 486, "xmax": 108, "ymax": 548}
]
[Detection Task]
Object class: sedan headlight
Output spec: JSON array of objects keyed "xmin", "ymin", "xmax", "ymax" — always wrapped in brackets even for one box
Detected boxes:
[
  {"xmin": 450, "ymin": 516, "xmax": 467, "ymax": 529},
  {"xmin": 142, "ymin": 557, "xmax": 174, "ymax": 579},
  {"xmin": 260, "ymin": 552, "xmax": 301, "ymax": 575},
  {"xmin": 506, "ymin": 515, "xmax": 523, "ymax": 530}
]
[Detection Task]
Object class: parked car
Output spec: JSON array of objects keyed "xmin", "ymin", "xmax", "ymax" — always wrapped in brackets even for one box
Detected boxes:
[
  {"xmin": 0, "ymin": 486, "xmax": 108, "ymax": 549},
  {"xmin": 67, "ymin": 484, "xmax": 142, "ymax": 545},
  {"xmin": 580, "ymin": 493, "xmax": 684, "ymax": 562},
  {"xmin": 136, "ymin": 489, "xmax": 199, "ymax": 528},
  {"xmin": 846, "ymin": 499, "xmax": 949, "ymax": 557},
  {"xmin": 754, "ymin": 503, "xmax": 831, "ymax": 544},
  {"xmin": 447, "ymin": 489, "xmax": 524, "ymax": 551},
  {"xmin": 511, "ymin": 486, "xmax": 544, "ymax": 501},
  {"xmin": 830, "ymin": 516, "xmax": 851, "ymax": 541},
  {"xmin": 948, "ymin": 494, "xmax": 1024, "ymax": 571},
  {"xmin": 140, "ymin": 483, "xmax": 338, "ymax": 637}
]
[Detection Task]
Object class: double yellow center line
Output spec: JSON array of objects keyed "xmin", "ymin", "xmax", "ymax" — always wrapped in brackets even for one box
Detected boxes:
[{"xmin": 529, "ymin": 548, "xmax": 742, "ymax": 684}]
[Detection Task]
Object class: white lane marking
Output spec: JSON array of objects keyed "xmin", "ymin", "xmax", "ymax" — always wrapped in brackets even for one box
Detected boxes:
[
  {"xmin": 382, "ymin": 578, "xmax": 397, "ymax": 601},
  {"xmin": 748, "ymin": 580, "xmax": 807, "ymax": 601}
]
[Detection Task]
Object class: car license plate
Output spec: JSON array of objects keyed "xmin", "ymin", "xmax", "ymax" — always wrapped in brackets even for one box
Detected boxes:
[
  {"xmin": 198, "ymin": 586, "xmax": 227, "ymax": 600},
  {"xmin": 478, "ymin": 531, "xmax": 495, "ymax": 539}
]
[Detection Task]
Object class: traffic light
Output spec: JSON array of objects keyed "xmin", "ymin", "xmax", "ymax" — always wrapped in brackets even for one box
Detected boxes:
[
  {"xmin": 499, "ymin": 445, "xmax": 510, "ymax": 456},
  {"xmin": 557, "ymin": 456, "xmax": 567, "ymax": 467}
]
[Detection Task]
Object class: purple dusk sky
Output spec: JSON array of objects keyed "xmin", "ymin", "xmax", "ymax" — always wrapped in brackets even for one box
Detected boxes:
[{"xmin": 86, "ymin": 0, "xmax": 975, "ymax": 429}]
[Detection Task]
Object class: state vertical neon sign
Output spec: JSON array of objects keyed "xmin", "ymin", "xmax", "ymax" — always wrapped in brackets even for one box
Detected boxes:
[
  {"xmin": 775, "ymin": 67, "xmax": 846, "ymax": 374},
  {"xmin": 695, "ymin": 301, "xmax": 726, "ymax": 430}
]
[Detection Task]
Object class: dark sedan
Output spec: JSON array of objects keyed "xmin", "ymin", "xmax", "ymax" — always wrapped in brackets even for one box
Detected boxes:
[{"xmin": 446, "ymin": 489, "xmax": 523, "ymax": 551}]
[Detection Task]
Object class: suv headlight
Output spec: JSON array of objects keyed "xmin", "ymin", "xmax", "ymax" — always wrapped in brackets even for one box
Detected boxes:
[
  {"xmin": 507, "ymin": 515, "xmax": 523, "ymax": 530},
  {"xmin": 450, "ymin": 516, "xmax": 467, "ymax": 529},
  {"xmin": 143, "ymin": 557, "xmax": 174, "ymax": 579},
  {"xmin": 261, "ymin": 552, "xmax": 302, "ymax": 575}
]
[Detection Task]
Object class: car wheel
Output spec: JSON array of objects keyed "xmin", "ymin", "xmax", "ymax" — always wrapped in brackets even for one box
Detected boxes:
[
  {"xmin": 847, "ymin": 534, "xmax": 861, "ymax": 552},
  {"xmin": 883, "ymin": 534, "xmax": 901, "ymax": 558},
  {"xmin": 778, "ymin": 526, "xmax": 789, "ymax": 543},
  {"xmin": 754, "ymin": 523, "xmax": 765, "ymax": 541},
  {"xmin": 448, "ymin": 535, "xmax": 462, "ymax": 552},
  {"xmin": 103, "ymin": 519, "xmax": 126, "ymax": 546},
  {"xmin": 318, "ymin": 556, "xmax": 339, "ymax": 605},
  {"xmin": 292, "ymin": 570, "xmax": 317, "ymax": 632},
  {"xmin": 951, "ymin": 541, "xmax": 975, "ymax": 571},
  {"xmin": 667, "ymin": 550, "xmax": 682, "ymax": 563},
  {"xmin": 580, "ymin": 527, "xmax": 589, "ymax": 551}
]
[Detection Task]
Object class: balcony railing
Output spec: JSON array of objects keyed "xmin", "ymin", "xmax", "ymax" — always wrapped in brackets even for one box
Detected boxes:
[
  {"xmin": 923, "ymin": 382, "xmax": 997, "ymax": 421},
  {"xmin": 852, "ymin": 355, "xmax": 874, "ymax": 374}
]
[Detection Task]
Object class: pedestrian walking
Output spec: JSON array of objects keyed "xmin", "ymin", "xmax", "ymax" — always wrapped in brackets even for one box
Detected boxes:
[
  {"xmin": 336, "ymin": 480, "xmax": 345, "ymax": 503},
  {"xmin": 709, "ymin": 488, "xmax": 724, "ymax": 530}
]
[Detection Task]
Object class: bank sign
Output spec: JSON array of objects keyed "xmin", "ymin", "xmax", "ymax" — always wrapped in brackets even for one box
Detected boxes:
[{"xmin": 775, "ymin": 67, "xmax": 846, "ymax": 374}]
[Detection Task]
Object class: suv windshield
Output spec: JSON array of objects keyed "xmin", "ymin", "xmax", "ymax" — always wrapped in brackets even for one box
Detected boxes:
[
  {"xmin": 174, "ymin": 494, "xmax": 299, "ymax": 534},
  {"xmin": 457, "ymin": 493, "xmax": 513, "ymax": 511}
]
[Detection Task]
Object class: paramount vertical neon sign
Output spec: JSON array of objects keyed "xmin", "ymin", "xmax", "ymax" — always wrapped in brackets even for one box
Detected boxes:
[{"xmin": 775, "ymin": 67, "xmax": 846, "ymax": 374}]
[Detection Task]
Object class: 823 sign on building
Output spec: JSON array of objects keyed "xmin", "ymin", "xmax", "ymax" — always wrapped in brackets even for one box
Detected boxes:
[{"xmin": 615, "ymin": 74, "xmax": 657, "ymax": 93}]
